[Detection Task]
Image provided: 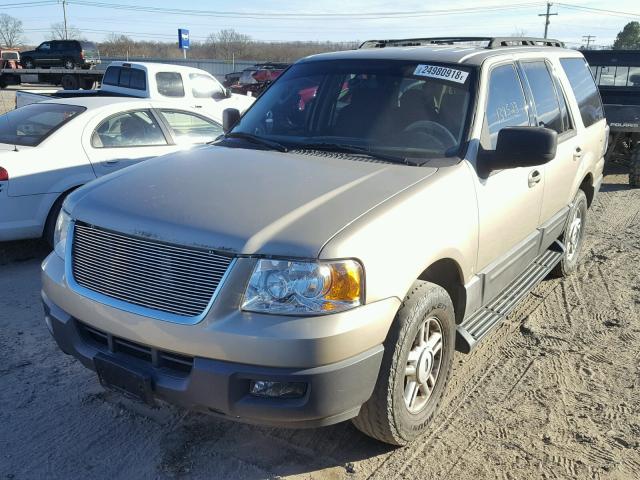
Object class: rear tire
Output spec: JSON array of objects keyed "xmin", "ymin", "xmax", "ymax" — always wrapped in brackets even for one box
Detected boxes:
[
  {"xmin": 22, "ymin": 57, "xmax": 34, "ymax": 69},
  {"xmin": 552, "ymin": 189, "xmax": 588, "ymax": 278},
  {"xmin": 630, "ymin": 149, "xmax": 640, "ymax": 188},
  {"xmin": 61, "ymin": 74, "xmax": 79, "ymax": 90},
  {"xmin": 63, "ymin": 57, "xmax": 76, "ymax": 69},
  {"xmin": 352, "ymin": 281, "xmax": 455, "ymax": 445}
]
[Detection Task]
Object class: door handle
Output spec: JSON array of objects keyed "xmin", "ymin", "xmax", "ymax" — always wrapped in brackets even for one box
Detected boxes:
[
  {"xmin": 573, "ymin": 147, "xmax": 584, "ymax": 161},
  {"xmin": 105, "ymin": 159, "xmax": 121, "ymax": 165},
  {"xmin": 528, "ymin": 169, "xmax": 542, "ymax": 188}
]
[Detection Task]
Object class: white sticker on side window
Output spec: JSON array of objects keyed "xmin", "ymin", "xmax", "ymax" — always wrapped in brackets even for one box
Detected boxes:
[{"xmin": 413, "ymin": 64, "xmax": 469, "ymax": 84}]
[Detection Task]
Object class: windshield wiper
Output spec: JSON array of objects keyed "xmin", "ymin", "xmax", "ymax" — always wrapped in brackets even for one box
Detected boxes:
[
  {"xmin": 294, "ymin": 142, "xmax": 423, "ymax": 166},
  {"xmin": 221, "ymin": 132, "xmax": 288, "ymax": 152}
]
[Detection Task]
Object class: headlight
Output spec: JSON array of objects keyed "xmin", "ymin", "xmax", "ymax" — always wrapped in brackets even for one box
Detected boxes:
[
  {"xmin": 242, "ymin": 259, "xmax": 363, "ymax": 315},
  {"xmin": 53, "ymin": 209, "xmax": 71, "ymax": 258}
]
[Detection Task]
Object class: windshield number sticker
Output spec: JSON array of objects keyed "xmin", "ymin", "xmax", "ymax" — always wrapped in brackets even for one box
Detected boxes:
[{"xmin": 413, "ymin": 64, "xmax": 469, "ymax": 84}]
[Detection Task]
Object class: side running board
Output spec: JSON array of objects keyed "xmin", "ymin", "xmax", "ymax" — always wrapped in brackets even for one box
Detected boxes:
[{"xmin": 456, "ymin": 240, "xmax": 565, "ymax": 353}]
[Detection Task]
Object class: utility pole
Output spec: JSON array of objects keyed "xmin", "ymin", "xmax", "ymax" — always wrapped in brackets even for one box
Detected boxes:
[
  {"xmin": 61, "ymin": 0, "xmax": 68, "ymax": 39},
  {"xmin": 538, "ymin": 2, "xmax": 558, "ymax": 39},
  {"xmin": 582, "ymin": 35, "xmax": 596, "ymax": 49}
]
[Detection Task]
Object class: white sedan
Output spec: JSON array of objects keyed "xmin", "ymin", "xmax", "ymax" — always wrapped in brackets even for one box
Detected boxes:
[{"xmin": 0, "ymin": 97, "xmax": 224, "ymax": 244}]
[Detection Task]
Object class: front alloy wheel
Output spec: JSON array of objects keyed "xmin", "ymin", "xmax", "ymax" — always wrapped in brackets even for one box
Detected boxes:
[
  {"xmin": 404, "ymin": 317, "xmax": 443, "ymax": 413},
  {"xmin": 352, "ymin": 280, "xmax": 455, "ymax": 445}
]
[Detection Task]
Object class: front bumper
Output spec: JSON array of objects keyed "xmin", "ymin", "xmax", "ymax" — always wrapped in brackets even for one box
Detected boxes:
[
  {"xmin": 43, "ymin": 291, "xmax": 383, "ymax": 427},
  {"xmin": 42, "ymin": 251, "xmax": 397, "ymax": 427}
]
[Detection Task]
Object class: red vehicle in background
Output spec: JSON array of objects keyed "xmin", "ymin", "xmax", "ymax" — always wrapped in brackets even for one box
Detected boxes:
[
  {"xmin": 0, "ymin": 50, "xmax": 22, "ymax": 70},
  {"xmin": 227, "ymin": 62, "xmax": 289, "ymax": 96}
]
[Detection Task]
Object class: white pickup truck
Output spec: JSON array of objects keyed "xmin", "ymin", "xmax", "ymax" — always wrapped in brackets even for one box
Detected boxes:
[{"xmin": 15, "ymin": 61, "xmax": 254, "ymax": 122}]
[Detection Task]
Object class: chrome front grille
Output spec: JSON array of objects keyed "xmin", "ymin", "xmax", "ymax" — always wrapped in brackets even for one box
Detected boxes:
[{"xmin": 71, "ymin": 222, "xmax": 233, "ymax": 319}]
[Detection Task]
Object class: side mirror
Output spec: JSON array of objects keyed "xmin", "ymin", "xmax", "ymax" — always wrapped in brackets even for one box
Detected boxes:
[
  {"xmin": 223, "ymin": 108, "xmax": 241, "ymax": 133},
  {"xmin": 212, "ymin": 89, "xmax": 227, "ymax": 100},
  {"xmin": 481, "ymin": 127, "xmax": 557, "ymax": 175}
]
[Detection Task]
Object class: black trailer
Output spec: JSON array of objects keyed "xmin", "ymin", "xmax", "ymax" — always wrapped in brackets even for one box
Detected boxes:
[
  {"xmin": 0, "ymin": 67, "xmax": 103, "ymax": 90},
  {"xmin": 582, "ymin": 50, "xmax": 640, "ymax": 186}
]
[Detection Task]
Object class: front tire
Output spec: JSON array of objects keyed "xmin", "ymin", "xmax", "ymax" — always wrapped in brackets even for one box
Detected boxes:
[
  {"xmin": 630, "ymin": 148, "xmax": 640, "ymax": 188},
  {"xmin": 352, "ymin": 281, "xmax": 455, "ymax": 445},
  {"xmin": 22, "ymin": 57, "xmax": 34, "ymax": 69},
  {"xmin": 552, "ymin": 189, "xmax": 588, "ymax": 277}
]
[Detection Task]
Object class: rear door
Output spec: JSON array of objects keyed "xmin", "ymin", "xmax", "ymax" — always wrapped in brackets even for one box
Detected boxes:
[
  {"xmin": 80, "ymin": 42, "xmax": 100, "ymax": 63},
  {"xmin": 519, "ymin": 59, "xmax": 580, "ymax": 226},
  {"xmin": 83, "ymin": 108, "xmax": 176, "ymax": 177}
]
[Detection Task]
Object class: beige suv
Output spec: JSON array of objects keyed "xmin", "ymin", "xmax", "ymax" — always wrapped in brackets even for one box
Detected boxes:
[{"xmin": 42, "ymin": 37, "xmax": 607, "ymax": 445}]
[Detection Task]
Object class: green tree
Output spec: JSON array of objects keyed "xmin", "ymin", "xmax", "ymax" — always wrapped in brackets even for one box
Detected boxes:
[{"xmin": 613, "ymin": 21, "xmax": 640, "ymax": 50}]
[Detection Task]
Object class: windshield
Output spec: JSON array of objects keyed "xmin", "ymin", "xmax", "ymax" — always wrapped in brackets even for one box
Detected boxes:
[
  {"xmin": 0, "ymin": 103, "xmax": 85, "ymax": 147},
  {"xmin": 231, "ymin": 59, "xmax": 475, "ymax": 159}
]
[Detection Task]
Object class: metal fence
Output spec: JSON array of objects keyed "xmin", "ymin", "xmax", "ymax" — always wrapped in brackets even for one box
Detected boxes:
[{"xmin": 98, "ymin": 57, "xmax": 260, "ymax": 79}]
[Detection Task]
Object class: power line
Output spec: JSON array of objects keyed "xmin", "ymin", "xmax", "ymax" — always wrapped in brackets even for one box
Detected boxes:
[
  {"xmin": 538, "ymin": 2, "xmax": 558, "ymax": 39},
  {"xmin": 65, "ymin": 0, "xmax": 544, "ymax": 20},
  {"xmin": 556, "ymin": 3, "xmax": 640, "ymax": 20}
]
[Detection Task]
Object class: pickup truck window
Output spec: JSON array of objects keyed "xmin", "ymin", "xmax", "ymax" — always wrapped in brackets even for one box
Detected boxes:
[
  {"xmin": 560, "ymin": 58, "xmax": 604, "ymax": 128},
  {"xmin": 0, "ymin": 103, "xmax": 85, "ymax": 147},
  {"xmin": 189, "ymin": 73, "xmax": 225, "ymax": 98},
  {"xmin": 158, "ymin": 110, "xmax": 223, "ymax": 144},
  {"xmin": 231, "ymin": 59, "xmax": 474, "ymax": 159},
  {"xmin": 484, "ymin": 64, "xmax": 530, "ymax": 149},
  {"xmin": 591, "ymin": 65, "xmax": 640, "ymax": 87},
  {"xmin": 521, "ymin": 61, "xmax": 563, "ymax": 134},
  {"xmin": 91, "ymin": 110, "xmax": 167, "ymax": 148},
  {"xmin": 103, "ymin": 66, "xmax": 146, "ymax": 91},
  {"xmin": 156, "ymin": 72, "xmax": 185, "ymax": 98}
]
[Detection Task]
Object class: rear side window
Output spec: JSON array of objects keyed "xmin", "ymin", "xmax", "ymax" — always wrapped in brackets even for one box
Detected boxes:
[
  {"xmin": 103, "ymin": 67, "xmax": 146, "ymax": 91},
  {"xmin": 484, "ymin": 64, "xmax": 530, "ymax": 149},
  {"xmin": 156, "ymin": 72, "xmax": 185, "ymax": 97},
  {"xmin": 560, "ymin": 58, "xmax": 604, "ymax": 128},
  {"xmin": 521, "ymin": 61, "xmax": 563, "ymax": 134}
]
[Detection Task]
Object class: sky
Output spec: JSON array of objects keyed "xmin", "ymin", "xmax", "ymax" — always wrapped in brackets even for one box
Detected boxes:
[{"xmin": 3, "ymin": 0, "xmax": 639, "ymax": 48}]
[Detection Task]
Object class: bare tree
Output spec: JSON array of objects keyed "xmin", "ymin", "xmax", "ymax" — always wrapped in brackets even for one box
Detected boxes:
[
  {"xmin": 205, "ymin": 29, "xmax": 251, "ymax": 60},
  {"xmin": 0, "ymin": 14, "xmax": 24, "ymax": 48},
  {"xmin": 50, "ymin": 22, "xmax": 82, "ymax": 40}
]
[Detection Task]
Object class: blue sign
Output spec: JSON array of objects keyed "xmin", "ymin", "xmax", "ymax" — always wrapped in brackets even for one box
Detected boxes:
[{"xmin": 178, "ymin": 29, "xmax": 190, "ymax": 49}]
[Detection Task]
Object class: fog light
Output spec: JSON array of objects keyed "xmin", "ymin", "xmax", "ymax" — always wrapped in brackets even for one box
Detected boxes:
[{"xmin": 249, "ymin": 380, "xmax": 307, "ymax": 398}]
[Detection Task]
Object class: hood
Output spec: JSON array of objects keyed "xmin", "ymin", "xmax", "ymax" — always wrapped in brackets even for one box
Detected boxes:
[{"xmin": 68, "ymin": 146, "xmax": 437, "ymax": 257}]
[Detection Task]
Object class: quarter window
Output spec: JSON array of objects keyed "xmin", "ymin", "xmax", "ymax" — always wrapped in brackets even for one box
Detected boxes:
[
  {"xmin": 484, "ymin": 64, "xmax": 530, "ymax": 149},
  {"xmin": 521, "ymin": 61, "xmax": 563, "ymax": 134},
  {"xmin": 158, "ymin": 110, "xmax": 223, "ymax": 144},
  {"xmin": 156, "ymin": 72, "xmax": 185, "ymax": 97},
  {"xmin": 560, "ymin": 58, "xmax": 604, "ymax": 128},
  {"xmin": 91, "ymin": 110, "xmax": 167, "ymax": 148}
]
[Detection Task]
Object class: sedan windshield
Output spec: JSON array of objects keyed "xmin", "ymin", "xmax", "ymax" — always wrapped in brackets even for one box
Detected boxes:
[
  {"xmin": 0, "ymin": 103, "xmax": 85, "ymax": 147},
  {"xmin": 230, "ymin": 59, "xmax": 475, "ymax": 160}
]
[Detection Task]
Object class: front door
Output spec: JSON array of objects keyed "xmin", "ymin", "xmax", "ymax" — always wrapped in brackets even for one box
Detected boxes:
[
  {"xmin": 473, "ymin": 63, "xmax": 545, "ymax": 303},
  {"xmin": 83, "ymin": 109, "xmax": 175, "ymax": 177}
]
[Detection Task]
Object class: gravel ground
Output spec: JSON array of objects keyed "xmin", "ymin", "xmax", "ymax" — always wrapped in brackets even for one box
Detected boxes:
[{"xmin": 1, "ymin": 155, "xmax": 639, "ymax": 477}]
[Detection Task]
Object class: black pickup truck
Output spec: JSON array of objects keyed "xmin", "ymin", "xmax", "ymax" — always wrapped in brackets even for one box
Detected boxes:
[{"xmin": 582, "ymin": 50, "xmax": 640, "ymax": 186}]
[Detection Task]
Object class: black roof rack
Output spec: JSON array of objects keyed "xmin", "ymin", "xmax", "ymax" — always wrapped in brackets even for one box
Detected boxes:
[{"xmin": 359, "ymin": 36, "xmax": 565, "ymax": 50}]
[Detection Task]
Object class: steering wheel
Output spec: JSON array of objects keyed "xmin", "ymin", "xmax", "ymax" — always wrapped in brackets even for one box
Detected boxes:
[{"xmin": 403, "ymin": 120, "xmax": 458, "ymax": 150}]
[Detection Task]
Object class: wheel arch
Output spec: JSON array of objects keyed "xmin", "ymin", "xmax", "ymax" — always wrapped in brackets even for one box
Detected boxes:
[
  {"xmin": 578, "ymin": 172, "xmax": 595, "ymax": 207},
  {"xmin": 417, "ymin": 258, "xmax": 466, "ymax": 324},
  {"xmin": 41, "ymin": 184, "xmax": 83, "ymax": 236}
]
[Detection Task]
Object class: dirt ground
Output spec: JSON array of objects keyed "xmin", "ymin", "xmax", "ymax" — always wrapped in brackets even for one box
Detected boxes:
[{"xmin": 0, "ymin": 102, "xmax": 639, "ymax": 477}]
